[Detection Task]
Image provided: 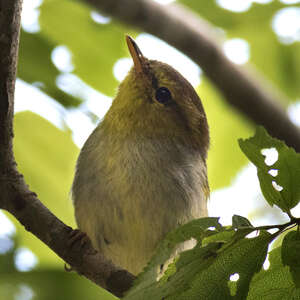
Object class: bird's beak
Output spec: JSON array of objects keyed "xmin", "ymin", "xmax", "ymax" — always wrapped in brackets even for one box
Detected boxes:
[{"xmin": 126, "ymin": 35, "xmax": 146, "ymax": 74}]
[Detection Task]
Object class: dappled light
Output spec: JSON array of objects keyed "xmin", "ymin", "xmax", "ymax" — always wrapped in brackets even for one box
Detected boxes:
[
  {"xmin": 90, "ymin": 11, "xmax": 111, "ymax": 24},
  {"xmin": 0, "ymin": 211, "xmax": 15, "ymax": 236},
  {"xmin": 14, "ymin": 248, "xmax": 38, "ymax": 272},
  {"xmin": 0, "ymin": 236, "xmax": 14, "ymax": 254},
  {"xmin": 136, "ymin": 34, "xmax": 202, "ymax": 87},
  {"xmin": 15, "ymin": 79, "xmax": 66, "ymax": 129},
  {"xmin": 216, "ymin": 0, "xmax": 252, "ymax": 12},
  {"xmin": 14, "ymin": 284, "xmax": 35, "ymax": 300},
  {"xmin": 21, "ymin": 0, "xmax": 42, "ymax": 33},
  {"xmin": 288, "ymin": 101, "xmax": 300, "ymax": 126},
  {"xmin": 279, "ymin": 0, "xmax": 300, "ymax": 4},
  {"xmin": 272, "ymin": 7, "xmax": 300, "ymax": 44},
  {"xmin": 51, "ymin": 45, "xmax": 74, "ymax": 73},
  {"xmin": 113, "ymin": 57, "xmax": 132, "ymax": 82},
  {"xmin": 223, "ymin": 38, "xmax": 250, "ymax": 65},
  {"xmin": 152, "ymin": 0, "xmax": 176, "ymax": 4}
]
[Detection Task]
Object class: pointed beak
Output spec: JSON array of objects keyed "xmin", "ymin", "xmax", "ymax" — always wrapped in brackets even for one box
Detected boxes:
[{"xmin": 126, "ymin": 35, "xmax": 146, "ymax": 74}]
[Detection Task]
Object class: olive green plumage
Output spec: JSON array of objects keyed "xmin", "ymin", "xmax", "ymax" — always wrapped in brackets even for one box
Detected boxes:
[{"xmin": 72, "ymin": 36, "xmax": 209, "ymax": 275}]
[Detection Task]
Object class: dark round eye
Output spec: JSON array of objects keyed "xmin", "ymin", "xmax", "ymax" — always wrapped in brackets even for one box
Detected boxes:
[{"xmin": 155, "ymin": 87, "xmax": 172, "ymax": 104}]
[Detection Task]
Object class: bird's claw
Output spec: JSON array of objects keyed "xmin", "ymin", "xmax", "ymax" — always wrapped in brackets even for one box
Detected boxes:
[{"xmin": 67, "ymin": 228, "xmax": 97, "ymax": 255}]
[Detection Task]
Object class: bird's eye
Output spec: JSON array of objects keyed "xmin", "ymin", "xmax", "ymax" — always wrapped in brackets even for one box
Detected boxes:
[{"xmin": 155, "ymin": 87, "xmax": 172, "ymax": 104}]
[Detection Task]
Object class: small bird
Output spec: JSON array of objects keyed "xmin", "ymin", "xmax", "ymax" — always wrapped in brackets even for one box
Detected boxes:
[{"xmin": 71, "ymin": 36, "xmax": 209, "ymax": 275}]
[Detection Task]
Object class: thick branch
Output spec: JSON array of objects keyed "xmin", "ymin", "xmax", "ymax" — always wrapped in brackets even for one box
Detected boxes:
[
  {"xmin": 84, "ymin": 0, "xmax": 300, "ymax": 151},
  {"xmin": 0, "ymin": 0, "xmax": 20, "ymax": 169},
  {"xmin": 0, "ymin": 0, "xmax": 134, "ymax": 297},
  {"xmin": 0, "ymin": 179, "xmax": 135, "ymax": 297}
]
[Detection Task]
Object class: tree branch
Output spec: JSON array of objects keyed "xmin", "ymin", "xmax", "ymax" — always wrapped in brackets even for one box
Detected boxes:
[
  {"xmin": 0, "ymin": 0, "xmax": 134, "ymax": 297},
  {"xmin": 84, "ymin": 0, "xmax": 300, "ymax": 151}
]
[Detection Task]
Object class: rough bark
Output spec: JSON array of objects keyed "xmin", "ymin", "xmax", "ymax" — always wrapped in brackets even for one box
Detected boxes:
[{"xmin": 84, "ymin": 0, "xmax": 300, "ymax": 151}]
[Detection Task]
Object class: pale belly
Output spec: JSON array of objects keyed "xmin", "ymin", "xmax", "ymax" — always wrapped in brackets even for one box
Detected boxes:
[{"xmin": 72, "ymin": 135, "xmax": 208, "ymax": 275}]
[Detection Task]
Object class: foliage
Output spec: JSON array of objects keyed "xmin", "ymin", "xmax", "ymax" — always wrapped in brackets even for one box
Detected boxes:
[
  {"xmin": 239, "ymin": 127, "xmax": 300, "ymax": 212},
  {"xmin": 124, "ymin": 127, "xmax": 300, "ymax": 299},
  {"xmin": 12, "ymin": 112, "xmax": 78, "ymax": 266},
  {"xmin": 0, "ymin": 236, "xmax": 117, "ymax": 300},
  {"xmin": 1, "ymin": 0, "xmax": 299, "ymax": 299},
  {"xmin": 17, "ymin": 0, "xmax": 300, "ymax": 190}
]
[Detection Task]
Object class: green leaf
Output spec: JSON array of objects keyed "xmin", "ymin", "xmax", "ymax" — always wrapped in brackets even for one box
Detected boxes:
[
  {"xmin": 232, "ymin": 215, "xmax": 253, "ymax": 229},
  {"xmin": 273, "ymin": 147, "xmax": 300, "ymax": 212},
  {"xmin": 0, "ymin": 235, "xmax": 117, "ymax": 300},
  {"xmin": 125, "ymin": 220, "xmax": 271, "ymax": 300},
  {"xmin": 239, "ymin": 126, "xmax": 300, "ymax": 212},
  {"xmin": 281, "ymin": 231, "xmax": 300, "ymax": 288},
  {"xmin": 13, "ymin": 112, "xmax": 79, "ymax": 267},
  {"xmin": 248, "ymin": 246, "xmax": 300, "ymax": 300},
  {"xmin": 0, "ymin": 269, "xmax": 116, "ymax": 300},
  {"xmin": 18, "ymin": 30, "xmax": 81, "ymax": 107},
  {"xmin": 39, "ymin": 0, "xmax": 131, "ymax": 97},
  {"xmin": 125, "ymin": 217, "xmax": 223, "ymax": 298}
]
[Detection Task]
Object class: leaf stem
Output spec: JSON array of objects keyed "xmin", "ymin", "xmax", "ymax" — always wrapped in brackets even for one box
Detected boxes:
[{"xmin": 250, "ymin": 218, "xmax": 300, "ymax": 232}]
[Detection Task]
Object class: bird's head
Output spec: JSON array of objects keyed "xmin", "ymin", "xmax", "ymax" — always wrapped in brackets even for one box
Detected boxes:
[{"xmin": 104, "ymin": 36, "xmax": 209, "ymax": 158}]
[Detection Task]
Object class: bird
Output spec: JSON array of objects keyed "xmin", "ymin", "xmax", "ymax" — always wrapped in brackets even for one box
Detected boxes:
[{"xmin": 71, "ymin": 35, "xmax": 210, "ymax": 276}]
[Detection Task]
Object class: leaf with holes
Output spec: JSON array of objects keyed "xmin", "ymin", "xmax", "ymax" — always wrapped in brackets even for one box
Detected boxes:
[
  {"xmin": 124, "ymin": 225, "xmax": 272, "ymax": 300},
  {"xmin": 248, "ymin": 246, "xmax": 300, "ymax": 300},
  {"xmin": 272, "ymin": 147, "xmax": 300, "ymax": 212},
  {"xmin": 125, "ymin": 217, "xmax": 223, "ymax": 296},
  {"xmin": 239, "ymin": 126, "xmax": 300, "ymax": 212}
]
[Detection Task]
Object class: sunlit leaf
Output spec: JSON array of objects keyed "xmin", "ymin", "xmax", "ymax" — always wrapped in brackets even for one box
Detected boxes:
[
  {"xmin": 239, "ymin": 126, "xmax": 300, "ymax": 212},
  {"xmin": 18, "ymin": 30, "xmax": 81, "ymax": 107},
  {"xmin": 40, "ymin": 0, "xmax": 132, "ymax": 97},
  {"xmin": 13, "ymin": 112, "xmax": 79, "ymax": 267}
]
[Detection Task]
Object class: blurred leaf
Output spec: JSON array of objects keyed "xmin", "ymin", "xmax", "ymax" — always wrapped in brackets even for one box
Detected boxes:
[
  {"xmin": 199, "ymin": 79, "xmax": 252, "ymax": 190},
  {"xmin": 0, "ymin": 234, "xmax": 116, "ymax": 300},
  {"xmin": 281, "ymin": 231, "xmax": 300, "ymax": 287},
  {"xmin": 13, "ymin": 111, "xmax": 79, "ymax": 267},
  {"xmin": 18, "ymin": 30, "xmax": 81, "ymax": 107},
  {"xmin": 0, "ymin": 235, "xmax": 18, "ymax": 273},
  {"xmin": 0, "ymin": 269, "xmax": 117, "ymax": 300},
  {"xmin": 248, "ymin": 246, "xmax": 300, "ymax": 299},
  {"xmin": 39, "ymin": 0, "xmax": 132, "ymax": 97},
  {"xmin": 239, "ymin": 126, "xmax": 300, "ymax": 212},
  {"xmin": 180, "ymin": 0, "xmax": 300, "ymax": 100}
]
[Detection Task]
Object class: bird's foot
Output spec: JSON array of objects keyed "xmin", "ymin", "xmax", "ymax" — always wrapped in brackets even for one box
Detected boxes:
[
  {"xmin": 68, "ymin": 228, "xmax": 90, "ymax": 249},
  {"xmin": 65, "ymin": 228, "xmax": 97, "ymax": 273},
  {"xmin": 68, "ymin": 228, "xmax": 97, "ymax": 254}
]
